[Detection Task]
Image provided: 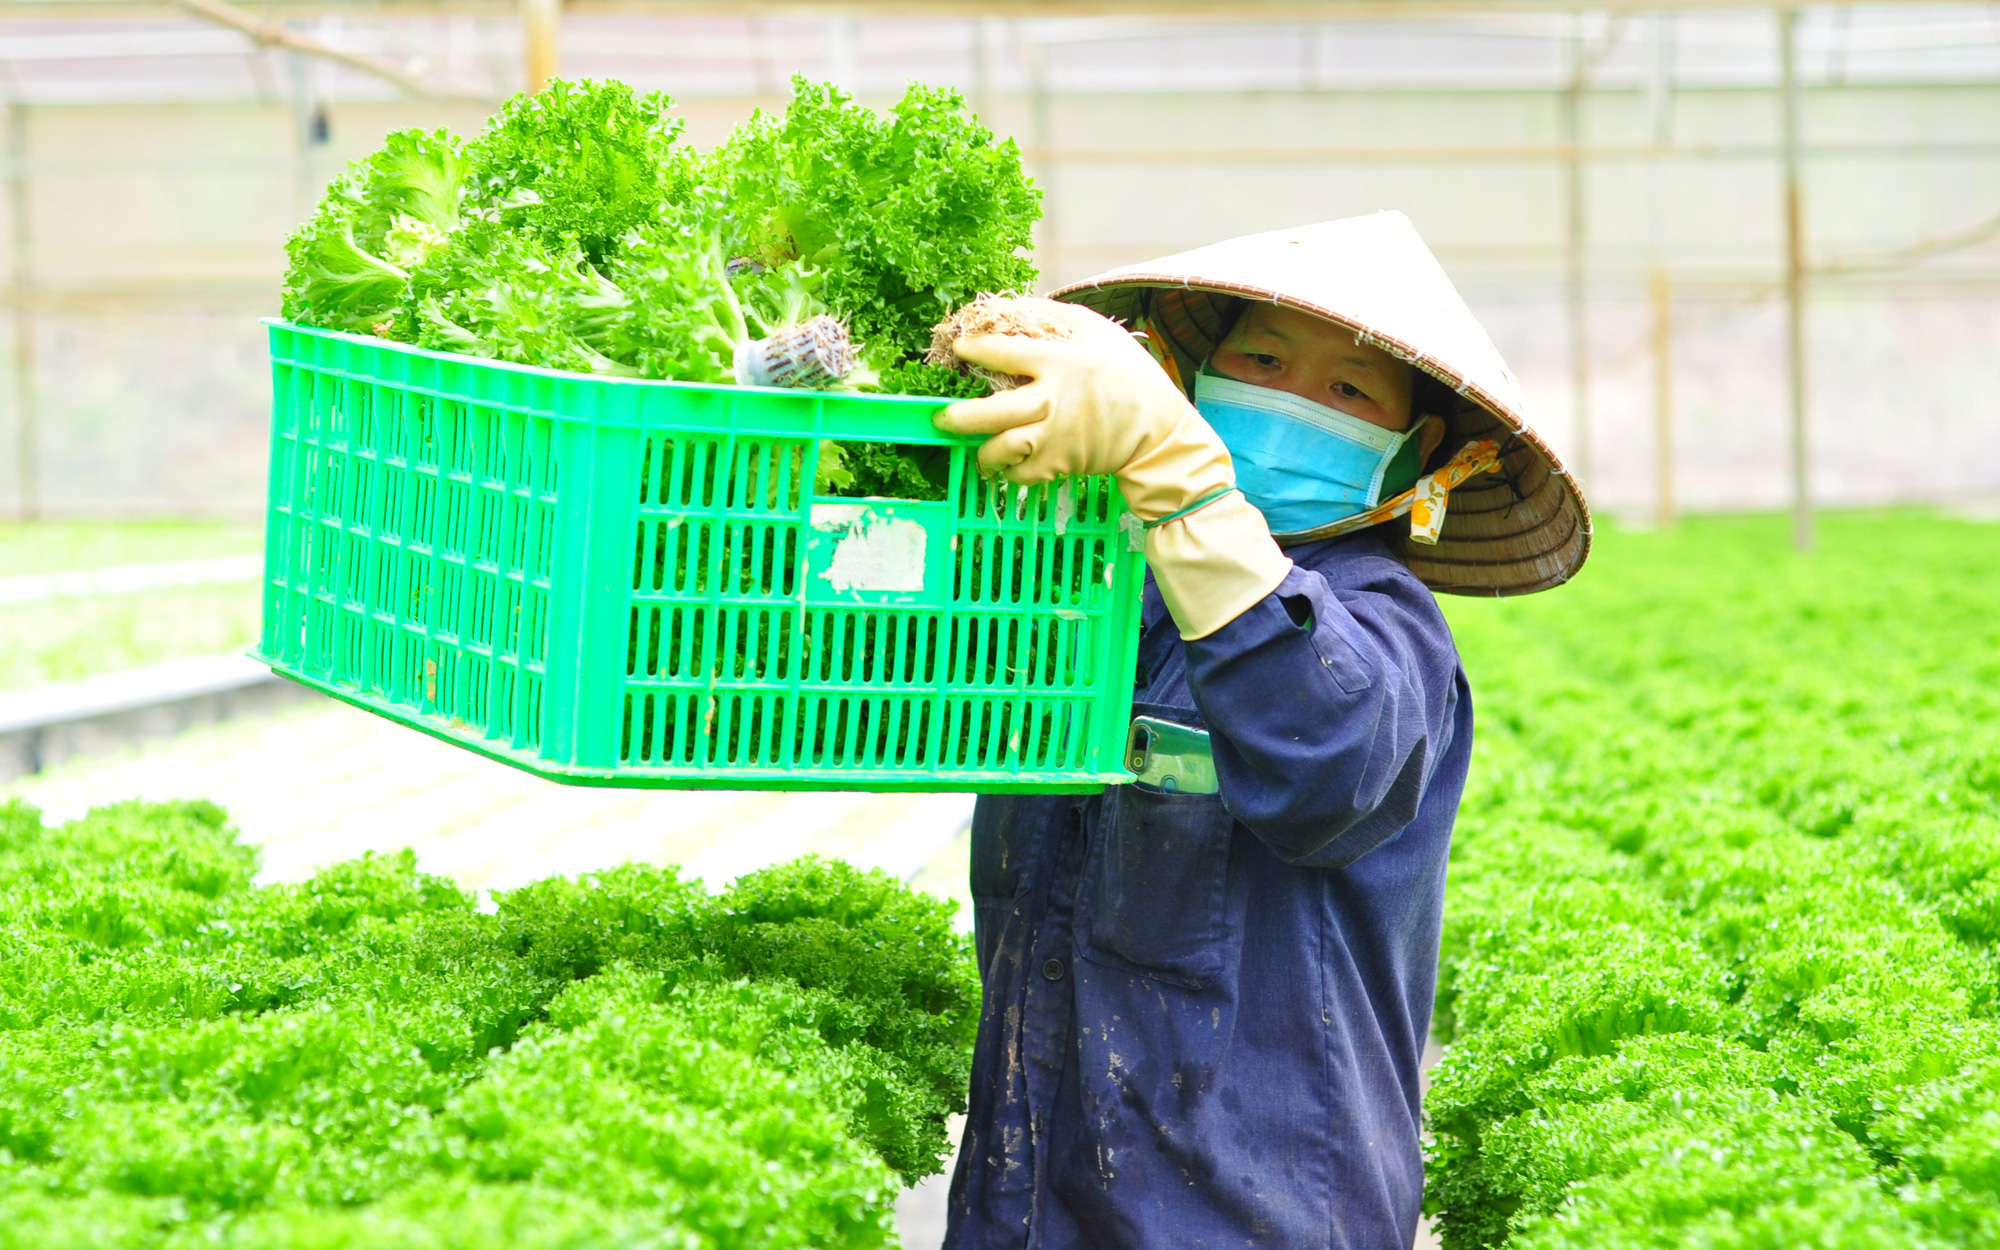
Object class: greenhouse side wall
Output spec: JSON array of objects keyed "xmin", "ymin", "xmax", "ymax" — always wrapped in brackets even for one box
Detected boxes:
[{"xmin": 0, "ymin": 14, "xmax": 1994, "ymax": 519}]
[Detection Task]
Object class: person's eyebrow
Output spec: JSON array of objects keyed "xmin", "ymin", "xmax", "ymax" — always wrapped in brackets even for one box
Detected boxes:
[
  {"xmin": 1240, "ymin": 320, "xmax": 1291, "ymax": 345},
  {"xmin": 1337, "ymin": 353, "xmax": 1385, "ymax": 376}
]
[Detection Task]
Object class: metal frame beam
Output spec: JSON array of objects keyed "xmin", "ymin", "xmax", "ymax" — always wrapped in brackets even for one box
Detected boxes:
[
  {"xmin": 168, "ymin": 0, "xmax": 496, "ymax": 100},
  {"xmin": 0, "ymin": 0, "xmax": 1990, "ymax": 16}
]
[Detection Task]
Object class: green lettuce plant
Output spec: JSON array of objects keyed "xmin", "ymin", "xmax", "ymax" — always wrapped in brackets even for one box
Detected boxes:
[
  {"xmin": 0, "ymin": 798, "xmax": 976, "ymax": 1247},
  {"xmin": 283, "ymin": 76, "xmax": 1038, "ymax": 407},
  {"xmin": 1428, "ymin": 513, "xmax": 2000, "ymax": 1249}
]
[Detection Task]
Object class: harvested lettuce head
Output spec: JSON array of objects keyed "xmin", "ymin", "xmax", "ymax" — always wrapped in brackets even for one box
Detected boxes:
[
  {"xmin": 604, "ymin": 187, "xmax": 844, "ymax": 386},
  {"xmin": 465, "ymin": 77, "xmax": 694, "ymax": 264},
  {"xmin": 281, "ymin": 128, "xmax": 468, "ymax": 336},
  {"xmin": 719, "ymin": 78, "xmax": 1041, "ymax": 369},
  {"xmin": 278, "ymin": 76, "xmax": 1041, "ymax": 407},
  {"xmin": 410, "ymin": 217, "xmax": 632, "ymax": 376}
]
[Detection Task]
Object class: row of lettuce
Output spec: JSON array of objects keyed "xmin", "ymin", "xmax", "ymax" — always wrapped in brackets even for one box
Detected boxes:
[
  {"xmin": 1428, "ymin": 513, "xmax": 2000, "ymax": 1248},
  {"xmin": 0, "ymin": 798, "xmax": 976, "ymax": 1248}
]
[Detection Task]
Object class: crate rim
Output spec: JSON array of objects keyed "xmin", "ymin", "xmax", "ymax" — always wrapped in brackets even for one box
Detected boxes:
[
  {"xmin": 263, "ymin": 317, "xmax": 957, "ymax": 412},
  {"xmin": 253, "ymin": 652, "xmax": 1126, "ymax": 795}
]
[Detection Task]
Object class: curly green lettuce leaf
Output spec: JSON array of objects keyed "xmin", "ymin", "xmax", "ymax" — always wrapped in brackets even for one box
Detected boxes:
[
  {"xmin": 718, "ymin": 77, "xmax": 1039, "ymax": 367},
  {"xmin": 465, "ymin": 78, "xmax": 694, "ymax": 264},
  {"xmin": 601, "ymin": 187, "xmax": 854, "ymax": 387},
  {"xmin": 410, "ymin": 218, "xmax": 632, "ymax": 376},
  {"xmin": 281, "ymin": 128, "xmax": 468, "ymax": 335},
  {"xmin": 599, "ymin": 196, "xmax": 754, "ymax": 384},
  {"xmin": 868, "ymin": 358, "xmax": 992, "ymax": 400},
  {"xmin": 364, "ymin": 127, "xmax": 470, "ymax": 234}
]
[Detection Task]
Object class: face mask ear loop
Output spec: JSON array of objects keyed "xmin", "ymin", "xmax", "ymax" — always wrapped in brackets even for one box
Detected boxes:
[{"xmin": 1365, "ymin": 423, "xmax": 1420, "ymax": 508}]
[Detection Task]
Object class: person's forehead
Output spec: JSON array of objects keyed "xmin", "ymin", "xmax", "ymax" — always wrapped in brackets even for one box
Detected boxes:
[{"xmin": 1238, "ymin": 304, "xmax": 1394, "ymax": 373}]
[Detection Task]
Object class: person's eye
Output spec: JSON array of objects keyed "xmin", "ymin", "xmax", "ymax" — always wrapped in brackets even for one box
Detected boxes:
[
  {"xmin": 1334, "ymin": 382, "xmax": 1368, "ymax": 400},
  {"xmin": 1249, "ymin": 353, "xmax": 1280, "ymax": 368}
]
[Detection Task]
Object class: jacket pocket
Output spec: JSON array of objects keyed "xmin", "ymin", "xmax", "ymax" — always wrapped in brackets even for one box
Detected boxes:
[{"xmin": 1076, "ymin": 784, "xmax": 1237, "ymax": 990}]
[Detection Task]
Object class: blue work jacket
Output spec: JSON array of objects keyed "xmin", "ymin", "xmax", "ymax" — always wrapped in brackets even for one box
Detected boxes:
[{"xmin": 943, "ymin": 528, "xmax": 1472, "ymax": 1250}]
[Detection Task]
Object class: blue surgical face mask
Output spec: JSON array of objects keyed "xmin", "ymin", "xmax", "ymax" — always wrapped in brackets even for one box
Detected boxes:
[{"xmin": 1193, "ymin": 370, "xmax": 1425, "ymax": 536}]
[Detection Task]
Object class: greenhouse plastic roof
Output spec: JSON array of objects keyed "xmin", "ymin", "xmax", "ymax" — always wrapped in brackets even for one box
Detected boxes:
[{"xmin": 0, "ymin": 6, "xmax": 1992, "ymax": 105}]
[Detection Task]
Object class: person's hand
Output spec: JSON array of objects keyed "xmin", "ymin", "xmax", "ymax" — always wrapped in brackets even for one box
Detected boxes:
[
  {"xmin": 933, "ymin": 318, "xmax": 1186, "ymax": 495},
  {"xmin": 929, "ymin": 302, "xmax": 1293, "ymax": 641},
  {"xmin": 934, "ymin": 311, "xmax": 1229, "ymax": 525}
]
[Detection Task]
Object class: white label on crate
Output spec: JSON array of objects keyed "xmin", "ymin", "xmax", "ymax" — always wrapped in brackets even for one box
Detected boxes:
[{"xmin": 811, "ymin": 505, "xmax": 927, "ymax": 594}]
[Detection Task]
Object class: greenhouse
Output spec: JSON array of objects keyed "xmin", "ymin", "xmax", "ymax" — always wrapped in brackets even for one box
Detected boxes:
[{"xmin": 1, "ymin": 2, "xmax": 1996, "ymax": 1248}]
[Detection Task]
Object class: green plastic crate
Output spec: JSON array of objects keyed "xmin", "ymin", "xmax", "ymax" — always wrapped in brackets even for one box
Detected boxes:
[{"xmin": 253, "ymin": 320, "xmax": 1146, "ymax": 792}]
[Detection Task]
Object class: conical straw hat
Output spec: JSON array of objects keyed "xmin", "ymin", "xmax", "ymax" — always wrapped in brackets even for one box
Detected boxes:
[{"xmin": 1051, "ymin": 210, "xmax": 1591, "ymax": 597}]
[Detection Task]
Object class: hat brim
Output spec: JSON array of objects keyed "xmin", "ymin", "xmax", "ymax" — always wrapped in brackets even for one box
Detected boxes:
[{"xmin": 1052, "ymin": 279, "xmax": 1591, "ymax": 597}]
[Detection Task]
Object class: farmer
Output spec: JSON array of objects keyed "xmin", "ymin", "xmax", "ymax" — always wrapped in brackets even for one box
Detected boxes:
[{"xmin": 933, "ymin": 211, "xmax": 1589, "ymax": 1249}]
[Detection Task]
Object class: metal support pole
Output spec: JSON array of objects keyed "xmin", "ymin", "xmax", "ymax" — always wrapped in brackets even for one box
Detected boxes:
[
  {"xmin": 1779, "ymin": 7, "xmax": 1812, "ymax": 551},
  {"xmin": 287, "ymin": 51, "xmax": 326, "ymax": 225},
  {"xmin": 749, "ymin": 16, "xmax": 779, "ymax": 99},
  {"xmin": 1651, "ymin": 268, "xmax": 1674, "ymax": 528},
  {"xmin": 827, "ymin": 15, "xmax": 857, "ymax": 93},
  {"xmin": 1648, "ymin": 12, "xmax": 1674, "ymax": 147},
  {"xmin": 1647, "ymin": 15, "xmax": 1673, "ymax": 528},
  {"xmin": 1021, "ymin": 26, "xmax": 1059, "ymax": 283},
  {"xmin": 1562, "ymin": 19, "xmax": 1590, "ymax": 486},
  {"xmin": 522, "ymin": 0, "xmax": 559, "ymax": 93},
  {"xmin": 7, "ymin": 101, "xmax": 34, "ymax": 521},
  {"xmin": 973, "ymin": 18, "xmax": 997, "ymax": 126}
]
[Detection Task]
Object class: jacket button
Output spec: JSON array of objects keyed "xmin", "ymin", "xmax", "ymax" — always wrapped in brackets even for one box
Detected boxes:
[{"xmin": 1041, "ymin": 958, "xmax": 1066, "ymax": 982}]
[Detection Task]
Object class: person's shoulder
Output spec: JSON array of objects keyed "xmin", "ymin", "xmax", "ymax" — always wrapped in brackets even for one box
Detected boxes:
[
  {"xmin": 1289, "ymin": 529, "xmax": 1434, "ymax": 601},
  {"xmin": 1287, "ymin": 528, "xmax": 1458, "ymax": 649}
]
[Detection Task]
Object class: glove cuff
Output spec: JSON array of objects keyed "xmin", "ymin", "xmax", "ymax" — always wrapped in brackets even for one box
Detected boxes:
[
  {"xmin": 1146, "ymin": 491, "xmax": 1293, "ymax": 640},
  {"xmin": 1117, "ymin": 409, "xmax": 1234, "ymax": 523}
]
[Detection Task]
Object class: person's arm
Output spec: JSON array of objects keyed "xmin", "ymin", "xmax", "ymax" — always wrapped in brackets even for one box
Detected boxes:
[
  {"xmin": 1182, "ymin": 562, "xmax": 1461, "ymax": 868},
  {"xmin": 934, "ymin": 301, "xmax": 1291, "ymax": 640},
  {"xmin": 934, "ymin": 305, "xmax": 1457, "ymax": 865}
]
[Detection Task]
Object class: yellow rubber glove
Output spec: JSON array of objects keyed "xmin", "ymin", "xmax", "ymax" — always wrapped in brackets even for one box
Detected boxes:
[{"xmin": 934, "ymin": 303, "xmax": 1293, "ymax": 640}]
